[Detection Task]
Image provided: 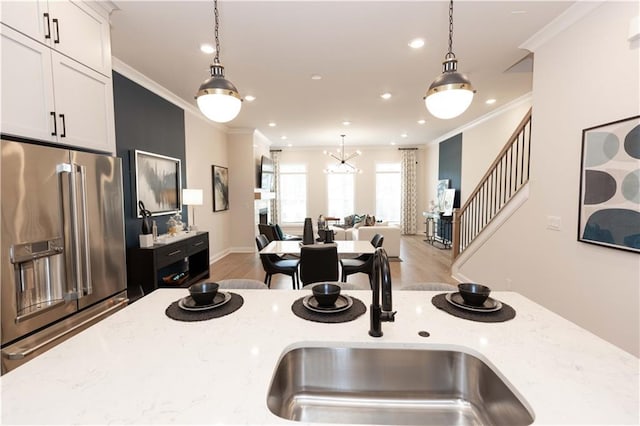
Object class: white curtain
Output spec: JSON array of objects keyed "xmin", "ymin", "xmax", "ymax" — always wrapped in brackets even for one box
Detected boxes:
[
  {"xmin": 270, "ymin": 150, "xmax": 281, "ymax": 224},
  {"xmin": 400, "ymin": 149, "xmax": 417, "ymax": 235}
]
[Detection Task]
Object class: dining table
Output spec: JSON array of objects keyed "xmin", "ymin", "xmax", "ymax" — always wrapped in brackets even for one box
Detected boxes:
[{"xmin": 259, "ymin": 240, "xmax": 375, "ymax": 256}]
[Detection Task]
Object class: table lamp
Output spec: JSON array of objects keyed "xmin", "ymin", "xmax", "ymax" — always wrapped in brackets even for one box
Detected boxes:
[{"xmin": 182, "ymin": 188, "xmax": 204, "ymax": 231}]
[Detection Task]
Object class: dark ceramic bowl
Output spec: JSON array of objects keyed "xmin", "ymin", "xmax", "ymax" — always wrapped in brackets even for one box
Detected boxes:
[
  {"xmin": 189, "ymin": 282, "xmax": 219, "ymax": 305},
  {"xmin": 312, "ymin": 283, "xmax": 341, "ymax": 307},
  {"xmin": 458, "ymin": 283, "xmax": 491, "ymax": 306}
]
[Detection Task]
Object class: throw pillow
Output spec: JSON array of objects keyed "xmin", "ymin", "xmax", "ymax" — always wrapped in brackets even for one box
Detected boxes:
[
  {"xmin": 344, "ymin": 214, "xmax": 355, "ymax": 227},
  {"xmin": 364, "ymin": 215, "xmax": 376, "ymax": 226},
  {"xmin": 274, "ymin": 224, "xmax": 285, "ymax": 240}
]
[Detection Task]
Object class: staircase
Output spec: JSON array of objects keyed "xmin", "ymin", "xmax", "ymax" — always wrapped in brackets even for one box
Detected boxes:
[{"xmin": 452, "ymin": 108, "xmax": 532, "ymax": 259}]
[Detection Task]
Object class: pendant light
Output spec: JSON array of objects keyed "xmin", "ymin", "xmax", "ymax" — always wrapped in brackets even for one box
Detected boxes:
[
  {"xmin": 196, "ymin": 0, "xmax": 242, "ymax": 123},
  {"xmin": 424, "ymin": 0, "xmax": 475, "ymax": 120}
]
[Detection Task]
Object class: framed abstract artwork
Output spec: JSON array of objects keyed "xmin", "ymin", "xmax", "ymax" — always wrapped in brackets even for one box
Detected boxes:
[
  {"xmin": 212, "ymin": 165, "xmax": 229, "ymax": 212},
  {"xmin": 578, "ymin": 115, "xmax": 640, "ymax": 253},
  {"xmin": 133, "ymin": 150, "xmax": 181, "ymax": 217}
]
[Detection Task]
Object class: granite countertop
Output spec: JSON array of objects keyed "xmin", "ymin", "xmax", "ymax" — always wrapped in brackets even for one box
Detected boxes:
[{"xmin": 1, "ymin": 289, "xmax": 638, "ymax": 424}]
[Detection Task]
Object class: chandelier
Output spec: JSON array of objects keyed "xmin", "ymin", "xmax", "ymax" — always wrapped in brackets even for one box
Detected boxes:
[
  {"xmin": 324, "ymin": 135, "xmax": 362, "ymax": 174},
  {"xmin": 195, "ymin": 0, "xmax": 242, "ymax": 123}
]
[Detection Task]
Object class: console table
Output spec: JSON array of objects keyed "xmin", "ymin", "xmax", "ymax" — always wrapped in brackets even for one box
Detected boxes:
[
  {"xmin": 423, "ymin": 213, "xmax": 452, "ymax": 249},
  {"xmin": 127, "ymin": 232, "xmax": 210, "ymax": 300}
]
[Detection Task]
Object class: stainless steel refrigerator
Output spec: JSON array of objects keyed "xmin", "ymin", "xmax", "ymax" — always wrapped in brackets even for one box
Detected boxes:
[{"xmin": 1, "ymin": 139, "xmax": 128, "ymax": 374}]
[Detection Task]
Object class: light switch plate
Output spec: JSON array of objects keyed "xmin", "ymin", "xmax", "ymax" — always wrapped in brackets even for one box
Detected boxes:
[{"xmin": 547, "ymin": 215, "xmax": 561, "ymax": 231}]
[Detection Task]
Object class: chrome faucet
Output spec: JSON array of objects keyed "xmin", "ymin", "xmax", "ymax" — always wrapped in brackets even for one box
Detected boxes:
[{"xmin": 369, "ymin": 248, "xmax": 396, "ymax": 337}]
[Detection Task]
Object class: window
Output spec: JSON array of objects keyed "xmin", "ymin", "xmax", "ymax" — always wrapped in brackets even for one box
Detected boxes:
[
  {"xmin": 327, "ymin": 173, "xmax": 354, "ymax": 218},
  {"xmin": 279, "ymin": 164, "xmax": 307, "ymax": 223},
  {"xmin": 376, "ymin": 163, "xmax": 401, "ymax": 223}
]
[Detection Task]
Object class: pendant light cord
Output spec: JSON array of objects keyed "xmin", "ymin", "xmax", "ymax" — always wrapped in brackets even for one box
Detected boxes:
[
  {"xmin": 214, "ymin": 0, "xmax": 221, "ymax": 64},
  {"xmin": 446, "ymin": 0, "xmax": 455, "ymax": 60}
]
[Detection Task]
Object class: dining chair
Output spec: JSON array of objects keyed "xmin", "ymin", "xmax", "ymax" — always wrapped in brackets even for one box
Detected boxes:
[
  {"xmin": 299, "ymin": 244, "xmax": 339, "ymax": 287},
  {"xmin": 255, "ymin": 235, "xmax": 299, "ymax": 289},
  {"xmin": 258, "ymin": 224, "xmax": 279, "ymax": 242},
  {"xmin": 340, "ymin": 234, "xmax": 384, "ymax": 288},
  {"xmin": 217, "ymin": 278, "xmax": 269, "ymax": 289},
  {"xmin": 398, "ymin": 282, "xmax": 457, "ymax": 291}
]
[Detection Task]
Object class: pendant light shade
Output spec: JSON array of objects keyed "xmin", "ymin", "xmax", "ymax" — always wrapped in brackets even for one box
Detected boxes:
[
  {"xmin": 195, "ymin": 0, "xmax": 242, "ymax": 123},
  {"xmin": 425, "ymin": 55, "xmax": 474, "ymax": 120},
  {"xmin": 424, "ymin": 0, "xmax": 474, "ymax": 120},
  {"xmin": 196, "ymin": 63, "xmax": 242, "ymax": 123}
]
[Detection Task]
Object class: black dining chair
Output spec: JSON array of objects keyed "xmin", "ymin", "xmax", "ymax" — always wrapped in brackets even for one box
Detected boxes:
[
  {"xmin": 299, "ymin": 244, "xmax": 339, "ymax": 287},
  {"xmin": 255, "ymin": 234, "xmax": 299, "ymax": 289},
  {"xmin": 257, "ymin": 224, "xmax": 279, "ymax": 242},
  {"xmin": 340, "ymin": 234, "xmax": 384, "ymax": 289}
]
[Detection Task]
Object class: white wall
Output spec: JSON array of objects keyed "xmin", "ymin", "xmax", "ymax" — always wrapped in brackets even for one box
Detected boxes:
[
  {"xmin": 228, "ymin": 131, "xmax": 256, "ymax": 252},
  {"xmin": 458, "ymin": 2, "xmax": 640, "ymax": 356},
  {"xmin": 277, "ymin": 146, "xmax": 427, "ymax": 230},
  {"xmin": 184, "ymin": 110, "xmax": 230, "ymax": 262}
]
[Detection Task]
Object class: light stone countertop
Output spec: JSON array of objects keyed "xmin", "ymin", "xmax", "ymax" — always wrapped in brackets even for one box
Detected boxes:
[{"xmin": 1, "ymin": 289, "xmax": 638, "ymax": 425}]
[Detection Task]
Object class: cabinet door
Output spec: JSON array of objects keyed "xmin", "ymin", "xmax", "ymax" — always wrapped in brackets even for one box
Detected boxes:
[
  {"xmin": 51, "ymin": 51, "xmax": 115, "ymax": 153},
  {"xmin": 0, "ymin": 24, "xmax": 57, "ymax": 143},
  {"xmin": 0, "ymin": 1, "xmax": 51, "ymax": 44},
  {"xmin": 47, "ymin": 0, "xmax": 111, "ymax": 76}
]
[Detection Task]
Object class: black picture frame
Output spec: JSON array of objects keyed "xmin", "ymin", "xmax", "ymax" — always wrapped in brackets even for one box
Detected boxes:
[
  {"xmin": 578, "ymin": 115, "xmax": 640, "ymax": 253},
  {"xmin": 134, "ymin": 150, "xmax": 181, "ymax": 217},
  {"xmin": 212, "ymin": 165, "xmax": 229, "ymax": 212}
]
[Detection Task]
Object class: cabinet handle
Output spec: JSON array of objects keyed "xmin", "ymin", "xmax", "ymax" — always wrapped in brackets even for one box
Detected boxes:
[
  {"xmin": 50, "ymin": 111, "xmax": 57, "ymax": 136},
  {"xmin": 193, "ymin": 241, "xmax": 204, "ymax": 247},
  {"xmin": 43, "ymin": 13, "xmax": 51, "ymax": 39},
  {"xmin": 52, "ymin": 18, "xmax": 60, "ymax": 44},
  {"xmin": 167, "ymin": 250, "xmax": 182, "ymax": 257},
  {"xmin": 59, "ymin": 114, "xmax": 66, "ymax": 138}
]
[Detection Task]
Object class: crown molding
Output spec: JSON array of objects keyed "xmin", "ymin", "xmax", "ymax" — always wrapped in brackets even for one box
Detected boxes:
[
  {"xmin": 111, "ymin": 57, "xmax": 228, "ymax": 131},
  {"xmin": 520, "ymin": 1, "xmax": 604, "ymax": 52},
  {"xmin": 431, "ymin": 92, "xmax": 532, "ymax": 145}
]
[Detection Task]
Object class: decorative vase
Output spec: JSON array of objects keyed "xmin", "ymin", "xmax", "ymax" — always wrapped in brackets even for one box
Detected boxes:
[
  {"xmin": 302, "ymin": 217, "xmax": 314, "ymax": 245},
  {"xmin": 141, "ymin": 217, "xmax": 152, "ymax": 235}
]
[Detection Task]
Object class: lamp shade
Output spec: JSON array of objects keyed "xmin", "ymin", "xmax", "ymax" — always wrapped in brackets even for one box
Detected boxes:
[
  {"xmin": 424, "ymin": 71, "xmax": 474, "ymax": 119},
  {"xmin": 182, "ymin": 189, "xmax": 203, "ymax": 206},
  {"xmin": 196, "ymin": 64, "xmax": 242, "ymax": 123}
]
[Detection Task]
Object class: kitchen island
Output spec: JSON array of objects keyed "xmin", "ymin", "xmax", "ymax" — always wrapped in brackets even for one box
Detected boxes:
[{"xmin": 1, "ymin": 289, "xmax": 638, "ymax": 424}]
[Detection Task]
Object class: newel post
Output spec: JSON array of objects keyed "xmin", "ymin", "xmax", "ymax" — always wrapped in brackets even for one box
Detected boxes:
[{"xmin": 452, "ymin": 208, "xmax": 460, "ymax": 259}]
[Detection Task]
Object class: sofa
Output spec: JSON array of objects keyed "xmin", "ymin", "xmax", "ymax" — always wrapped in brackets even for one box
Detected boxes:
[
  {"xmin": 326, "ymin": 223, "xmax": 401, "ymax": 258},
  {"xmin": 351, "ymin": 225, "xmax": 401, "ymax": 258}
]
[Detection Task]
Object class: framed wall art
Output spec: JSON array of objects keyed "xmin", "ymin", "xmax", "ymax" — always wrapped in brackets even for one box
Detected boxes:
[
  {"xmin": 134, "ymin": 150, "xmax": 181, "ymax": 217},
  {"xmin": 578, "ymin": 115, "xmax": 640, "ymax": 253},
  {"xmin": 212, "ymin": 165, "xmax": 229, "ymax": 212}
]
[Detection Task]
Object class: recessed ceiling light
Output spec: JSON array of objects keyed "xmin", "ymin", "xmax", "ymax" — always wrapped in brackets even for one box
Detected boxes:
[
  {"xmin": 380, "ymin": 92, "xmax": 392, "ymax": 100},
  {"xmin": 200, "ymin": 43, "xmax": 215, "ymax": 54},
  {"xmin": 268, "ymin": 122, "xmax": 276, "ymax": 127},
  {"xmin": 244, "ymin": 95, "xmax": 256, "ymax": 102},
  {"xmin": 417, "ymin": 119, "xmax": 426, "ymax": 125},
  {"xmin": 511, "ymin": 10, "xmax": 527, "ymax": 14},
  {"xmin": 311, "ymin": 74, "xmax": 322, "ymax": 80},
  {"xmin": 342, "ymin": 121, "xmax": 351, "ymax": 126},
  {"xmin": 280, "ymin": 135, "xmax": 288, "ymax": 140},
  {"xmin": 390, "ymin": 141, "xmax": 397, "ymax": 146},
  {"xmin": 287, "ymin": 143, "xmax": 292, "ymax": 147},
  {"xmin": 408, "ymin": 38, "xmax": 425, "ymax": 49},
  {"xmin": 485, "ymin": 99, "xmax": 497, "ymax": 105},
  {"xmin": 400, "ymin": 133, "xmax": 408, "ymax": 138}
]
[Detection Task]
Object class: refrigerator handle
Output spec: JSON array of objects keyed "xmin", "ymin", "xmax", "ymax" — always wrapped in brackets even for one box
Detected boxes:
[{"xmin": 76, "ymin": 163, "xmax": 92, "ymax": 296}]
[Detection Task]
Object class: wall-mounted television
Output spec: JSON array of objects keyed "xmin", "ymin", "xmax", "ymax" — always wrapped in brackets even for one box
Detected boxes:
[{"xmin": 260, "ymin": 155, "xmax": 275, "ymax": 192}]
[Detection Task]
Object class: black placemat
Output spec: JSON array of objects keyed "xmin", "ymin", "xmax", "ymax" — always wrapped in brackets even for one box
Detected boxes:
[
  {"xmin": 165, "ymin": 292, "xmax": 244, "ymax": 322},
  {"xmin": 292, "ymin": 295, "xmax": 366, "ymax": 323},
  {"xmin": 431, "ymin": 293, "xmax": 516, "ymax": 323}
]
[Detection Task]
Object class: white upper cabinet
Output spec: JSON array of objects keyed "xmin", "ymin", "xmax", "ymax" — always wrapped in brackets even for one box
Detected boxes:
[
  {"xmin": 0, "ymin": 24, "xmax": 57, "ymax": 143},
  {"xmin": 0, "ymin": 0, "xmax": 111, "ymax": 76}
]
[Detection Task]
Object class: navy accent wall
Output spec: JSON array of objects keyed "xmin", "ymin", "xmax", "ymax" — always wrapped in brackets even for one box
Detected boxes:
[
  {"xmin": 113, "ymin": 71, "xmax": 187, "ymax": 248},
  {"xmin": 438, "ymin": 133, "xmax": 462, "ymax": 209}
]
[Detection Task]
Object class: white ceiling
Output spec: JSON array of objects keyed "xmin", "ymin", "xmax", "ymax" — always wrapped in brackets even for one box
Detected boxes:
[{"xmin": 109, "ymin": 1, "xmax": 573, "ymax": 148}]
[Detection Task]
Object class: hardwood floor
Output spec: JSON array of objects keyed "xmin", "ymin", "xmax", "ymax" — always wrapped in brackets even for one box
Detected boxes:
[{"xmin": 209, "ymin": 235, "xmax": 457, "ymax": 289}]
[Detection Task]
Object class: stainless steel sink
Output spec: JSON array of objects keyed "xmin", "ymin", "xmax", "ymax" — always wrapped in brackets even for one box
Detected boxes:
[{"xmin": 267, "ymin": 346, "xmax": 534, "ymax": 425}]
